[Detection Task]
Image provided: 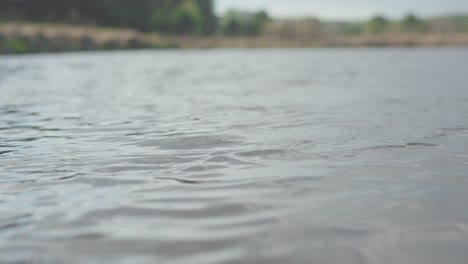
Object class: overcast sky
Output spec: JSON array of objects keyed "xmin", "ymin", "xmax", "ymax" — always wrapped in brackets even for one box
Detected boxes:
[{"xmin": 215, "ymin": 0, "xmax": 468, "ymax": 20}]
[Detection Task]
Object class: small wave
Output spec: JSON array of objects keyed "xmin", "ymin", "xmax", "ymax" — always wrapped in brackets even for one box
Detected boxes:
[
  {"xmin": 357, "ymin": 142, "xmax": 440, "ymax": 151},
  {"xmin": 137, "ymin": 135, "xmax": 240, "ymax": 150},
  {"xmin": 237, "ymin": 148, "xmax": 325, "ymax": 161}
]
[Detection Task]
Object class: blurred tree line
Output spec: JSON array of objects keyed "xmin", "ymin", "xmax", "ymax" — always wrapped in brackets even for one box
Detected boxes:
[
  {"xmin": 265, "ymin": 14, "xmax": 468, "ymax": 38},
  {"xmin": 0, "ymin": 0, "xmax": 217, "ymax": 35},
  {"xmin": 0, "ymin": 0, "xmax": 271, "ymax": 36},
  {"xmin": 219, "ymin": 10, "xmax": 269, "ymax": 36},
  {"xmin": 364, "ymin": 14, "xmax": 428, "ymax": 34},
  {"xmin": 1, "ymin": 1, "xmax": 468, "ymax": 37},
  {"xmin": 361, "ymin": 13, "xmax": 468, "ymax": 35}
]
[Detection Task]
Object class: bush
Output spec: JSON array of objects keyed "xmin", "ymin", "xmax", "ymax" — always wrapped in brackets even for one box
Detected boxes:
[
  {"xmin": 5, "ymin": 39, "xmax": 28, "ymax": 53},
  {"xmin": 220, "ymin": 10, "xmax": 270, "ymax": 36},
  {"xmin": 366, "ymin": 16, "xmax": 389, "ymax": 34},
  {"xmin": 400, "ymin": 13, "xmax": 428, "ymax": 32}
]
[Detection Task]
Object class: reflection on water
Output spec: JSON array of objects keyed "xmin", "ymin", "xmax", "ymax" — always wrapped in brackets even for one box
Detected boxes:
[{"xmin": 1, "ymin": 48, "xmax": 468, "ymax": 264}]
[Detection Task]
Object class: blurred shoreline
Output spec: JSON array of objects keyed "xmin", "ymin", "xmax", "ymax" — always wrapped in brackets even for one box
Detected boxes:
[{"xmin": 2, "ymin": 22, "xmax": 468, "ymax": 54}]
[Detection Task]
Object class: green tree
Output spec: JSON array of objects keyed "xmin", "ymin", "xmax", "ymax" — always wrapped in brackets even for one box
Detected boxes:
[
  {"xmin": 224, "ymin": 20, "xmax": 241, "ymax": 36},
  {"xmin": 253, "ymin": 11, "xmax": 270, "ymax": 34},
  {"xmin": 401, "ymin": 13, "xmax": 428, "ymax": 32},
  {"xmin": 172, "ymin": 0, "xmax": 204, "ymax": 35},
  {"xmin": 196, "ymin": 0, "xmax": 216, "ymax": 35},
  {"xmin": 151, "ymin": 7, "xmax": 172, "ymax": 33},
  {"xmin": 366, "ymin": 16, "xmax": 388, "ymax": 34},
  {"xmin": 220, "ymin": 9, "xmax": 270, "ymax": 36},
  {"xmin": 0, "ymin": 0, "xmax": 217, "ymax": 35}
]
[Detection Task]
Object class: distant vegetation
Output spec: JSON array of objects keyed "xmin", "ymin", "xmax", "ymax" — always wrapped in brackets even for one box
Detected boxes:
[
  {"xmin": 266, "ymin": 13, "xmax": 468, "ymax": 38},
  {"xmin": 1, "ymin": 1, "xmax": 468, "ymax": 53},
  {"xmin": 2, "ymin": 0, "xmax": 468, "ymax": 37},
  {"xmin": 219, "ymin": 10, "xmax": 269, "ymax": 36},
  {"xmin": 0, "ymin": 0, "xmax": 216, "ymax": 35}
]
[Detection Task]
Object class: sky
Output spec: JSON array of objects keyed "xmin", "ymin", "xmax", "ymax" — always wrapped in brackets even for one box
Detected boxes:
[{"xmin": 215, "ymin": 0, "xmax": 468, "ymax": 20}]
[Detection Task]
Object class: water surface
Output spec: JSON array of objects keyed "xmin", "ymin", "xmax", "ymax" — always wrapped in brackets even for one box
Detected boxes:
[{"xmin": 1, "ymin": 48, "xmax": 468, "ymax": 263}]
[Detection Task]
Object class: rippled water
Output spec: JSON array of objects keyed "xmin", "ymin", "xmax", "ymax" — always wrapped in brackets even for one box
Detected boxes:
[{"xmin": 1, "ymin": 48, "xmax": 468, "ymax": 264}]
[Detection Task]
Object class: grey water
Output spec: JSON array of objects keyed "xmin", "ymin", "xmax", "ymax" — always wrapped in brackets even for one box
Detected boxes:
[{"xmin": 1, "ymin": 48, "xmax": 468, "ymax": 264}]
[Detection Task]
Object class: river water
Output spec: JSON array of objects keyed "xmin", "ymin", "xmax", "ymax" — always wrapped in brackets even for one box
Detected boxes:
[{"xmin": 1, "ymin": 48, "xmax": 468, "ymax": 264}]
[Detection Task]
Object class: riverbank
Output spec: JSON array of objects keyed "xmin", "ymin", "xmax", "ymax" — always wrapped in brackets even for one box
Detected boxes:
[
  {"xmin": 0, "ymin": 23, "xmax": 175, "ymax": 54},
  {"xmin": 169, "ymin": 33, "xmax": 468, "ymax": 48},
  {"xmin": 2, "ymin": 22, "xmax": 468, "ymax": 54}
]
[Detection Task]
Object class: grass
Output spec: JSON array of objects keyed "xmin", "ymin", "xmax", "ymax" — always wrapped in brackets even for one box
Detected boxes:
[{"xmin": 4, "ymin": 39, "xmax": 28, "ymax": 53}]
